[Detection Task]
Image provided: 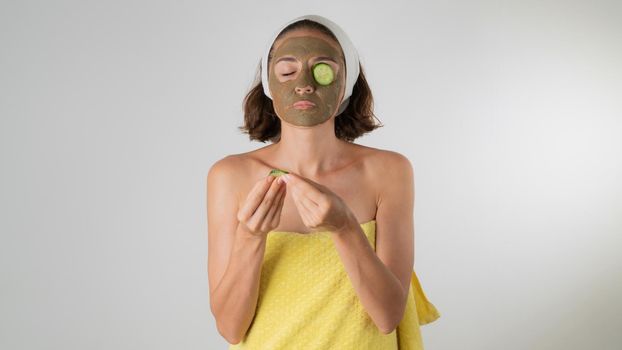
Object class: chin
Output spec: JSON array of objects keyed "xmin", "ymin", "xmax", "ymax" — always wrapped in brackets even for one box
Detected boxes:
[{"xmin": 291, "ymin": 119, "xmax": 331, "ymax": 128}]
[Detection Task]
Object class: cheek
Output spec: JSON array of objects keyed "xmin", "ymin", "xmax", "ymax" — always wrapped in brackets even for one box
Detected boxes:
[
  {"xmin": 271, "ymin": 92, "xmax": 293, "ymax": 113},
  {"xmin": 272, "ymin": 96, "xmax": 286, "ymax": 110},
  {"xmin": 268, "ymin": 79, "xmax": 290, "ymax": 104},
  {"xmin": 268, "ymin": 68, "xmax": 285, "ymax": 95},
  {"xmin": 318, "ymin": 80, "xmax": 344, "ymax": 101}
]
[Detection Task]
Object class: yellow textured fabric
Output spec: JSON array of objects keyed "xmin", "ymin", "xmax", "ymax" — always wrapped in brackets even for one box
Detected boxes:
[{"xmin": 229, "ymin": 220, "xmax": 440, "ymax": 350}]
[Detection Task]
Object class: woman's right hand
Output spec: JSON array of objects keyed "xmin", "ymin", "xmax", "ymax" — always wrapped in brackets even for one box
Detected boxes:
[{"xmin": 237, "ymin": 174, "xmax": 287, "ymax": 238}]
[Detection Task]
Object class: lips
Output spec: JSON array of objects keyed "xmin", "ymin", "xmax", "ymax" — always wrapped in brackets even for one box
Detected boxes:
[{"xmin": 292, "ymin": 100, "xmax": 316, "ymax": 109}]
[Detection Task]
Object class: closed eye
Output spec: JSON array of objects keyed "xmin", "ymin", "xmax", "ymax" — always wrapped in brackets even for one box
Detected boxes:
[{"xmin": 283, "ymin": 72, "xmax": 295, "ymax": 76}]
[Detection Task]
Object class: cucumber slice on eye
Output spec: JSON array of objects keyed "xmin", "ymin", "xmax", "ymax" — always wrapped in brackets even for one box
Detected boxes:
[
  {"xmin": 268, "ymin": 169, "xmax": 289, "ymax": 177},
  {"xmin": 312, "ymin": 63, "xmax": 335, "ymax": 86}
]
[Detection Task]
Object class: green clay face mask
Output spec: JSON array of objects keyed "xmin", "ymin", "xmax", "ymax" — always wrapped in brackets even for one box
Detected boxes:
[{"xmin": 268, "ymin": 35, "xmax": 346, "ymax": 127}]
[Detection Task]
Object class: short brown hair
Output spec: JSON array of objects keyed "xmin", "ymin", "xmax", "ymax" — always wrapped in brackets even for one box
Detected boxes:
[{"xmin": 238, "ymin": 19, "xmax": 384, "ymax": 143}]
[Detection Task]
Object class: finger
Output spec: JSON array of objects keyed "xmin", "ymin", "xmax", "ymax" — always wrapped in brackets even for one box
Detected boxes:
[
  {"xmin": 263, "ymin": 183, "xmax": 286, "ymax": 230},
  {"xmin": 274, "ymin": 186, "xmax": 287, "ymax": 225},
  {"xmin": 291, "ymin": 188, "xmax": 317, "ymax": 228},
  {"xmin": 239, "ymin": 176, "xmax": 275, "ymax": 220},
  {"xmin": 268, "ymin": 184, "xmax": 287, "ymax": 227},
  {"xmin": 299, "ymin": 193, "xmax": 321, "ymax": 218},
  {"xmin": 299, "ymin": 197, "xmax": 320, "ymax": 228},
  {"xmin": 247, "ymin": 176, "xmax": 283, "ymax": 228},
  {"xmin": 289, "ymin": 179, "xmax": 324, "ymax": 222},
  {"xmin": 283, "ymin": 173, "xmax": 325, "ymax": 207}
]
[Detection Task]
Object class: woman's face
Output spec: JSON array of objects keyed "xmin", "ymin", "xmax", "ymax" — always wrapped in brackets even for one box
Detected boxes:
[{"xmin": 268, "ymin": 30, "xmax": 346, "ymax": 127}]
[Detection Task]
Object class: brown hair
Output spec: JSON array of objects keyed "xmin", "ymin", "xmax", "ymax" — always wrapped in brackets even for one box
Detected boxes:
[{"xmin": 238, "ymin": 19, "xmax": 384, "ymax": 143}]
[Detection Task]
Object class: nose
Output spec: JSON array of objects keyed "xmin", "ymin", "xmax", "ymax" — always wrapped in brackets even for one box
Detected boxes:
[
  {"xmin": 295, "ymin": 70, "xmax": 315, "ymax": 95},
  {"xmin": 295, "ymin": 84, "xmax": 314, "ymax": 95}
]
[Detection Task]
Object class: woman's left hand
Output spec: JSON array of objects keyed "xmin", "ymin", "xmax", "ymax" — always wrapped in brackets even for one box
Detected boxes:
[{"xmin": 280, "ymin": 173, "xmax": 356, "ymax": 233}]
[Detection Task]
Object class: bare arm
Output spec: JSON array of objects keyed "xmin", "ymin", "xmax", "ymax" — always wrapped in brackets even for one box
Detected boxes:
[
  {"xmin": 210, "ymin": 223, "xmax": 267, "ymax": 344},
  {"xmin": 330, "ymin": 153, "xmax": 414, "ymax": 334},
  {"xmin": 207, "ymin": 159, "xmax": 286, "ymax": 344}
]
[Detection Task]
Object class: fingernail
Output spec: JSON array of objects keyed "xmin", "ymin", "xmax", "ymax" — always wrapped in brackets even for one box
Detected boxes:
[{"xmin": 281, "ymin": 175, "xmax": 289, "ymax": 183}]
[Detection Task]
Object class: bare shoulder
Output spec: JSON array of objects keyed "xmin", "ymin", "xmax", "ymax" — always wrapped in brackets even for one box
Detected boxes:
[
  {"xmin": 207, "ymin": 154, "xmax": 245, "ymax": 180},
  {"xmin": 355, "ymin": 145, "xmax": 414, "ymax": 202},
  {"xmin": 357, "ymin": 145, "xmax": 413, "ymax": 179},
  {"xmin": 207, "ymin": 154, "xmax": 250, "ymax": 205},
  {"xmin": 207, "ymin": 148, "xmax": 270, "ymax": 204}
]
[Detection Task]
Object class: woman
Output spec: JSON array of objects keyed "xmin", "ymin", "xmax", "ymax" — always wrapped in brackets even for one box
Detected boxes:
[{"xmin": 207, "ymin": 14, "xmax": 439, "ymax": 349}]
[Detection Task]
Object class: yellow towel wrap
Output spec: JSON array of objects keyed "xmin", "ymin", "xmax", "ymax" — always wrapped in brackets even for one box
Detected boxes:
[{"xmin": 228, "ymin": 220, "xmax": 440, "ymax": 349}]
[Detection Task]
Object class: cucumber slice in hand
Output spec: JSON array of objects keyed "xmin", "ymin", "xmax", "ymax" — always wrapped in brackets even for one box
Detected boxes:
[
  {"xmin": 268, "ymin": 169, "xmax": 289, "ymax": 177},
  {"xmin": 312, "ymin": 63, "xmax": 335, "ymax": 86}
]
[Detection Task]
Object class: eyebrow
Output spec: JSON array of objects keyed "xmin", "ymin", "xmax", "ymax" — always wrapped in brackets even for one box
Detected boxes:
[{"xmin": 275, "ymin": 56, "xmax": 339, "ymax": 64}]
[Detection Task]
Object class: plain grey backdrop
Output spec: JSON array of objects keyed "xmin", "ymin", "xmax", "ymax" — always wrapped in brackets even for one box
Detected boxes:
[{"xmin": 1, "ymin": 0, "xmax": 621, "ymax": 349}]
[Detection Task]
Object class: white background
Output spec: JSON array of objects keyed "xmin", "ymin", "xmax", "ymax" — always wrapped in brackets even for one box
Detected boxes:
[{"xmin": 1, "ymin": 0, "xmax": 621, "ymax": 349}]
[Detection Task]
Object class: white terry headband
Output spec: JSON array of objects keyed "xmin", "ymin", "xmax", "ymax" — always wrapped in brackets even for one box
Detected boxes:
[{"xmin": 260, "ymin": 14, "xmax": 360, "ymax": 116}]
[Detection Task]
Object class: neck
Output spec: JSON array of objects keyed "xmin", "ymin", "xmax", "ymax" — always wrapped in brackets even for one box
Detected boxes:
[{"xmin": 271, "ymin": 118, "xmax": 348, "ymax": 177}]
